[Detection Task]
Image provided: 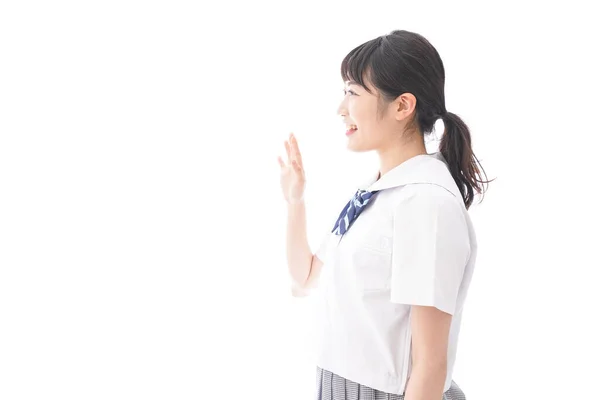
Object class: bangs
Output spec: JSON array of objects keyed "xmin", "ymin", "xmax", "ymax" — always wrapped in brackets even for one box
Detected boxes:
[{"xmin": 340, "ymin": 38, "xmax": 382, "ymax": 93}]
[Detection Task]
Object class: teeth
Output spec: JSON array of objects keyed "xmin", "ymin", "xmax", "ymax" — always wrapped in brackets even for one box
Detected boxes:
[{"xmin": 347, "ymin": 125, "xmax": 357, "ymax": 130}]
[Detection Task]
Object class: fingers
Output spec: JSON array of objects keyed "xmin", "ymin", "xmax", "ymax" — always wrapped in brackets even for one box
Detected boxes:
[
  {"xmin": 281, "ymin": 133, "xmax": 304, "ymax": 175},
  {"xmin": 292, "ymin": 160, "xmax": 304, "ymax": 177},
  {"xmin": 284, "ymin": 140, "xmax": 292, "ymax": 164},
  {"xmin": 290, "ymin": 134, "xmax": 304, "ymax": 169}
]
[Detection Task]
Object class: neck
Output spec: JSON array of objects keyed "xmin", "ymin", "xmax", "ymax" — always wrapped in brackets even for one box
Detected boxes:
[{"xmin": 376, "ymin": 137, "xmax": 428, "ymax": 177}]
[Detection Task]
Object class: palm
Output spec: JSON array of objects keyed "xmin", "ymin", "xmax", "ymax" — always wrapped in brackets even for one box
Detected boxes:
[{"xmin": 278, "ymin": 134, "xmax": 306, "ymax": 204}]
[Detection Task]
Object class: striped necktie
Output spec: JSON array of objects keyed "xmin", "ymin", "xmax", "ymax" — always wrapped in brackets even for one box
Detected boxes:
[{"xmin": 331, "ymin": 189, "xmax": 379, "ymax": 235}]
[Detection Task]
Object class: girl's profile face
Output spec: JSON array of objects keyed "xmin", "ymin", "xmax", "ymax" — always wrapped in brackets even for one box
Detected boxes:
[{"xmin": 337, "ymin": 79, "xmax": 399, "ymax": 153}]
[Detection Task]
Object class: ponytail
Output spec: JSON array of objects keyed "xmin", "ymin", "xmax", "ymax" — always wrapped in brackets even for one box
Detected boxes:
[
  {"xmin": 440, "ymin": 112, "xmax": 490, "ymax": 209},
  {"xmin": 338, "ymin": 29, "xmax": 492, "ymax": 206}
]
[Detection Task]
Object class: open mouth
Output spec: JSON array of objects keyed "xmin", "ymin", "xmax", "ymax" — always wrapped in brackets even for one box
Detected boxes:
[{"xmin": 346, "ymin": 125, "xmax": 358, "ymax": 136}]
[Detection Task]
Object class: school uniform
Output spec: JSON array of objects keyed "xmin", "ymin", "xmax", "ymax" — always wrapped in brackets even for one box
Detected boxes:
[{"xmin": 313, "ymin": 152, "xmax": 476, "ymax": 400}]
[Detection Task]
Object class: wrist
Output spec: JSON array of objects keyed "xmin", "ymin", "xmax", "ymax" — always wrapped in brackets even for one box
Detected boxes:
[{"xmin": 287, "ymin": 198, "xmax": 305, "ymax": 206}]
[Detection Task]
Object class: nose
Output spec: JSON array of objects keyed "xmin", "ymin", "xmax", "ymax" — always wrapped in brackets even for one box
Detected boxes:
[{"xmin": 337, "ymin": 96, "xmax": 348, "ymax": 117}]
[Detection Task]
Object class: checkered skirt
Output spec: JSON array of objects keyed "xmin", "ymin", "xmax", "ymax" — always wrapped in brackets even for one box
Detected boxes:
[{"xmin": 316, "ymin": 367, "xmax": 466, "ymax": 400}]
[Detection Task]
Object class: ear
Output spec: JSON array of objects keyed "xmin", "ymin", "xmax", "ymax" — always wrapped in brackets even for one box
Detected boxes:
[{"xmin": 393, "ymin": 93, "xmax": 417, "ymax": 121}]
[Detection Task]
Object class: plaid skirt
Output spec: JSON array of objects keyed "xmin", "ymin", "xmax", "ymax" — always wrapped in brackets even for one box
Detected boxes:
[{"xmin": 316, "ymin": 367, "xmax": 466, "ymax": 400}]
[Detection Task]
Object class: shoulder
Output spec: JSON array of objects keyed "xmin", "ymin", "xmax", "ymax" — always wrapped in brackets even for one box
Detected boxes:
[
  {"xmin": 393, "ymin": 183, "xmax": 465, "ymax": 215},
  {"xmin": 390, "ymin": 183, "xmax": 471, "ymax": 263}
]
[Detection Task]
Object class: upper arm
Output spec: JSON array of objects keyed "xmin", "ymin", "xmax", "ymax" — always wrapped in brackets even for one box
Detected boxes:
[
  {"xmin": 291, "ymin": 255, "xmax": 323, "ymax": 297},
  {"xmin": 390, "ymin": 185, "xmax": 470, "ymax": 315},
  {"xmin": 306, "ymin": 231, "xmax": 331, "ymax": 288},
  {"xmin": 291, "ymin": 232, "xmax": 329, "ymax": 297},
  {"xmin": 306, "ymin": 254, "xmax": 324, "ymax": 288}
]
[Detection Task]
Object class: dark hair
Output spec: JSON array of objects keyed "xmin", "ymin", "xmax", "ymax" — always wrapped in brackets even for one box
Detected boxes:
[{"xmin": 341, "ymin": 30, "xmax": 491, "ymax": 208}]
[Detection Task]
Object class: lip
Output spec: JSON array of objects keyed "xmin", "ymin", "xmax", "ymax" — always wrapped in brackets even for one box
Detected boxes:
[{"xmin": 346, "ymin": 128, "xmax": 357, "ymax": 136}]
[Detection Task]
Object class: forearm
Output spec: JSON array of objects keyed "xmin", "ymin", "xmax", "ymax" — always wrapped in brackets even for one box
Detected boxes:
[
  {"xmin": 403, "ymin": 363, "xmax": 446, "ymax": 400},
  {"xmin": 286, "ymin": 201, "xmax": 313, "ymax": 286}
]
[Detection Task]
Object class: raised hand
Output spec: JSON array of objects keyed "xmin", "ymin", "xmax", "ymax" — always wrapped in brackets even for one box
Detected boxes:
[{"xmin": 278, "ymin": 133, "xmax": 306, "ymax": 205}]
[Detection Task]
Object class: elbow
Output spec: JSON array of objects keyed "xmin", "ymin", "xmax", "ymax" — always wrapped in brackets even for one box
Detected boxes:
[
  {"xmin": 291, "ymin": 284, "xmax": 309, "ymax": 297},
  {"xmin": 290, "ymin": 271, "xmax": 311, "ymax": 297},
  {"xmin": 291, "ymin": 277, "xmax": 312, "ymax": 297},
  {"xmin": 290, "ymin": 271, "xmax": 309, "ymax": 289}
]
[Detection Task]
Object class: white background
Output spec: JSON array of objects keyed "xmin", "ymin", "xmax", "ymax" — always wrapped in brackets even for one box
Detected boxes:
[{"xmin": 1, "ymin": 1, "xmax": 599, "ymax": 399}]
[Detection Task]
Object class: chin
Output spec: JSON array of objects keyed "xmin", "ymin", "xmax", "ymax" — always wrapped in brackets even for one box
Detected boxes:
[
  {"xmin": 346, "ymin": 137, "xmax": 373, "ymax": 153},
  {"xmin": 347, "ymin": 144, "xmax": 368, "ymax": 153}
]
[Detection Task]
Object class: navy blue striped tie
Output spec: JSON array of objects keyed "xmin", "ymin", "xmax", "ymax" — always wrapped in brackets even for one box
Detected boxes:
[{"xmin": 332, "ymin": 189, "xmax": 379, "ymax": 235}]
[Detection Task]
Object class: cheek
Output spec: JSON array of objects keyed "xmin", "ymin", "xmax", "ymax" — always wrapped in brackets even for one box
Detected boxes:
[
  {"xmin": 349, "ymin": 101, "xmax": 373, "ymax": 127},
  {"xmin": 347, "ymin": 102, "xmax": 359, "ymax": 120}
]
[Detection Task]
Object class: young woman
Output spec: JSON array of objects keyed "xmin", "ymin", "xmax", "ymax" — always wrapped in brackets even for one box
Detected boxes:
[{"xmin": 279, "ymin": 30, "xmax": 489, "ymax": 400}]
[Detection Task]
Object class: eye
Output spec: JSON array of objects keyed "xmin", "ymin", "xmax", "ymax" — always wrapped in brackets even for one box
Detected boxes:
[{"xmin": 344, "ymin": 89, "xmax": 358, "ymax": 96}]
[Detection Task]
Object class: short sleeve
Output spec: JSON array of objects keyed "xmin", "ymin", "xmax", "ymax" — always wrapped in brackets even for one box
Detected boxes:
[{"xmin": 390, "ymin": 185, "xmax": 470, "ymax": 315}]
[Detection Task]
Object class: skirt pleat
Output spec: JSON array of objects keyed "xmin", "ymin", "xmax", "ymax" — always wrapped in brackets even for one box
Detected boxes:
[
  {"xmin": 316, "ymin": 366, "xmax": 466, "ymax": 400},
  {"xmin": 345, "ymin": 378, "xmax": 359, "ymax": 400}
]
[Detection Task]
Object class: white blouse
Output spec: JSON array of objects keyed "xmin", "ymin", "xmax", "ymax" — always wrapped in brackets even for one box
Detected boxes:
[{"xmin": 313, "ymin": 153, "xmax": 478, "ymax": 395}]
